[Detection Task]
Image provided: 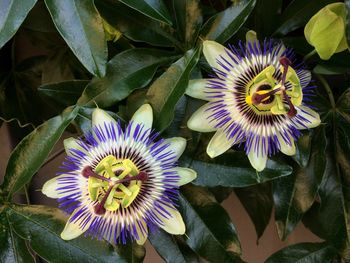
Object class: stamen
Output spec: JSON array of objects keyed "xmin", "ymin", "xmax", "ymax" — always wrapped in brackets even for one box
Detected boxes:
[
  {"xmin": 82, "ymin": 166, "xmax": 111, "ymax": 182},
  {"xmin": 94, "ymin": 184, "xmax": 113, "ymax": 215},
  {"xmin": 112, "ymin": 171, "xmax": 149, "ymax": 184},
  {"xmin": 279, "ymin": 57, "xmax": 297, "ymax": 117}
]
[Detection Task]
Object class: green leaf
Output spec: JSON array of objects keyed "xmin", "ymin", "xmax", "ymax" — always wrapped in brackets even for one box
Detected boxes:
[
  {"xmin": 172, "ymin": 0, "xmax": 203, "ymax": 49},
  {"xmin": 146, "ymin": 47, "xmax": 201, "ymax": 131},
  {"xmin": 1, "ymin": 107, "xmax": 79, "ymax": 200},
  {"xmin": 293, "ymin": 131, "xmax": 312, "ymax": 167},
  {"xmin": 235, "ymin": 183, "xmax": 272, "ymax": 240},
  {"xmin": 148, "ymin": 229, "xmax": 199, "ymax": 263},
  {"xmin": 6, "ymin": 205, "xmax": 145, "ymax": 263},
  {"xmin": 96, "ymin": 0, "xmax": 176, "ymax": 47},
  {"xmin": 182, "ymin": 152, "xmax": 292, "ymax": 187},
  {"xmin": 0, "ymin": 209, "xmax": 35, "ymax": 263},
  {"xmin": 77, "ymin": 48, "xmax": 178, "ymax": 108},
  {"xmin": 119, "ymin": 0, "xmax": 172, "ymax": 25},
  {"xmin": 0, "ymin": 0, "xmax": 37, "ymax": 49},
  {"xmin": 273, "ymin": 128, "xmax": 326, "ymax": 240},
  {"xmin": 273, "ymin": 0, "xmax": 337, "ymax": 36},
  {"xmin": 313, "ymin": 64, "xmax": 350, "ymax": 75},
  {"xmin": 180, "ymin": 185, "xmax": 243, "ymax": 263},
  {"xmin": 265, "ymin": 242, "xmax": 337, "ymax": 263},
  {"xmin": 44, "ymin": 0, "xmax": 107, "ymax": 77},
  {"xmin": 38, "ymin": 80, "xmax": 89, "ymax": 109},
  {"xmin": 200, "ymin": 0, "xmax": 256, "ymax": 43}
]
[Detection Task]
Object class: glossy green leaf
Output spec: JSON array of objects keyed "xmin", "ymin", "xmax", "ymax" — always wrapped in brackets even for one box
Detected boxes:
[
  {"xmin": 1, "ymin": 107, "xmax": 79, "ymax": 200},
  {"xmin": 96, "ymin": 0, "xmax": 176, "ymax": 47},
  {"xmin": 182, "ymin": 152, "xmax": 292, "ymax": 187},
  {"xmin": 0, "ymin": 208, "xmax": 35, "ymax": 263},
  {"xmin": 147, "ymin": 47, "xmax": 201, "ymax": 131},
  {"xmin": 44, "ymin": 0, "xmax": 107, "ymax": 77},
  {"xmin": 313, "ymin": 64, "xmax": 350, "ymax": 75},
  {"xmin": 6, "ymin": 205, "xmax": 145, "ymax": 263},
  {"xmin": 273, "ymin": 128, "xmax": 326, "ymax": 240},
  {"xmin": 265, "ymin": 242, "xmax": 337, "ymax": 263},
  {"xmin": 200, "ymin": 0, "xmax": 256, "ymax": 43},
  {"xmin": 274, "ymin": 0, "xmax": 337, "ymax": 36},
  {"xmin": 148, "ymin": 229, "xmax": 199, "ymax": 263},
  {"xmin": 77, "ymin": 48, "xmax": 178, "ymax": 108},
  {"xmin": 293, "ymin": 131, "xmax": 311, "ymax": 167},
  {"xmin": 119, "ymin": 0, "xmax": 172, "ymax": 25},
  {"xmin": 172, "ymin": 0, "xmax": 203, "ymax": 49},
  {"xmin": 38, "ymin": 80, "xmax": 89, "ymax": 109},
  {"xmin": 180, "ymin": 185, "xmax": 243, "ymax": 263},
  {"xmin": 0, "ymin": 0, "xmax": 37, "ymax": 49},
  {"xmin": 235, "ymin": 183, "xmax": 272, "ymax": 240}
]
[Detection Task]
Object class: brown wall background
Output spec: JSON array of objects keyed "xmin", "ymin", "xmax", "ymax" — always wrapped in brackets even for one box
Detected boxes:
[{"xmin": 0, "ymin": 124, "xmax": 320, "ymax": 263}]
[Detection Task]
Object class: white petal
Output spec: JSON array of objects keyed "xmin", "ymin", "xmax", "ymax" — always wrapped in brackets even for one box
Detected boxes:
[
  {"xmin": 92, "ymin": 108, "xmax": 117, "ymax": 128},
  {"xmin": 42, "ymin": 176, "xmax": 64, "ymax": 199},
  {"xmin": 131, "ymin": 104, "xmax": 153, "ymax": 131},
  {"xmin": 60, "ymin": 208, "xmax": 93, "ymax": 240},
  {"xmin": 277, "ymin": 133, "xmax": 296, "ymax": 156},
  {"xmin": 247, "ymin": 143, "xmax": 268, "ymax": 172},
  {"xmin": 203, "ymin": 40, "xmax": 238, "ymax": 73},
  {"xmin": 295, "ymin": 106, "xmax": 321, "ymax": 129},
  {"xmin": 187, "ymin": 104, "xmax": 217, "ymax": 132},
  {"xmin": 185, "ymin": 79, "xmax": 209, "ymax": 101},
  {"xmin": 163, "ymin": 137, "xmax": 187, "ymax": 161},
  {"xmin": 206, "ymin": 129, "xmax": 237, "ymax": 158},
  {"xmin": 63, "ymin": 137, "xmax": 86, "ymax": 156},
  {"xmin": 135, "ymin": 220, "xmax": 148, "ymax": 245},
  {"xmin": 175, "ymin": 167, "xmax": 197, "ymax": 186},
  {"xmin": 158, "ymin": 204, "xmax": 185, "ymax": 235}
]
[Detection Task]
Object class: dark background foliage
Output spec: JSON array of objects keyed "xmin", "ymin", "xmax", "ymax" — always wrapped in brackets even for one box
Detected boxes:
[{"xmin": 0, "ymin": 0, "xmax": 350, "ymax": 262}]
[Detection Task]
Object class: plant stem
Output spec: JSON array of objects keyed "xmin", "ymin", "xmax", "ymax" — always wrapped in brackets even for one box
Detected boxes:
[
  {"xmin": 24, "ymin": 184, "xmax": 31, "ymax": 205},
  {"xmin": 304, "ymin": 49, "xmax": 317, "ymax": 62},
  {"xmin": 316, "ymin": 74, "xmax": 336, "ymax": 109}
]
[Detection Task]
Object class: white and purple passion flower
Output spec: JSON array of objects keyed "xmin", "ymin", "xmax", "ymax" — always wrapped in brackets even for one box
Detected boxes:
[
  {"xmin": 42, "ymin": 104, "xmax": 196, "ymax": 244},
  {"xmin": 186, "ymin": 40, "xmax": 321, "ymax": 171}
]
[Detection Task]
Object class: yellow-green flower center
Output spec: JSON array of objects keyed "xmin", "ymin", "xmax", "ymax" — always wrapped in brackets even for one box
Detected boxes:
[
  {"xmin": 83, "ymin": 155, "xmax": 147, "ymax": 214},
  {"xmin": 245, "ymin": 57, "xmax": 303, "ymax": 117}
]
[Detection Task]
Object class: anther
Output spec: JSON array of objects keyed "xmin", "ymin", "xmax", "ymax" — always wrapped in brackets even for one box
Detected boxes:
[
  {"xmin": 94, "ymin": 184, "xmax": 113, "ymax": 215},
  {"xmin": 113, "ymin": 171, "xmax": 149, "ymax": 185}
]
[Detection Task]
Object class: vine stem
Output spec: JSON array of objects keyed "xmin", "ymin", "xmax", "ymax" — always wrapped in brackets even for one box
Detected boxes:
[
  {"xmin": 316, "ymin": 74, "xmax": 336, "ymax": 109},
  {"xmin": 303, "ymin": 49, "xmax": 317, "ymax": 62}
]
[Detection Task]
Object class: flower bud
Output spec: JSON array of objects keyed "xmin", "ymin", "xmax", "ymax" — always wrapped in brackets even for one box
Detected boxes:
[{"xmin": 304, "ymin": 2, "xmax": 348, "ymax": 60}]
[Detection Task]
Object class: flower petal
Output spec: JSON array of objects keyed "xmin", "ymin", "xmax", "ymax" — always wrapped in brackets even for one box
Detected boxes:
[
  {"xmin": 60, "ymin": 207, "xmax": 93, "ymax": 240},
  {"xmin": 206, "ymin": 129, "xmax": 237, "ymax": 158},
  {"xmin": 203, "ymin": 40, "xmax": 238, "ymax": 73},
  {"xmin": 185, "ymin": 79, "xmax": 209, "ymax": 101},
  {"xmin": 158, "ymin": 204, "xmax": 185, "ymax": 235},
  {"xmin": 63, "ymin": 137, "xmax": 86, "ymax": 156},
  {"xmin": 163, "ymin": 137, "xmax": 186, "ymax": 161},
  {"xmin": 277, "ymin": 133, "xmax": 296, "ymax": 156},
  {"xmin": 92, "ymin": 108, "xmax": 117, "ymax": 128},
  {"xmin": 295, "ymin": 106, "xmax": 321, "ymax": 129},
  {"xmin": 135, "ymin": 220, "xmax": 148, "ymax": 245},
  {"xmin": 175, "ymin": 167, "xmax": 197, "ymax": 186},
  {"xmin": 247, "ymin": 144, "xmax": 268, "ymax": 172},
  {"xmin": 131, "ymin": 104, "xmax": 153, "ymax": 131},
  {"xmin": 42, "ymin": 176, "xmax": 64, "ymax": 199},
  {"xmin": 187, "ymin": 103, "xmax": 217, "ymax": 132}
]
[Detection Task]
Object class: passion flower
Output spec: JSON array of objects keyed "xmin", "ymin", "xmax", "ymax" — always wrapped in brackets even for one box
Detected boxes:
[
  {"xmin": 42, "ymin": 104, "xmax": 196, "ymax": 244},
  {"xmin": 186, "ymin": 40, "xmax": 320, "ymax": 171}
]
